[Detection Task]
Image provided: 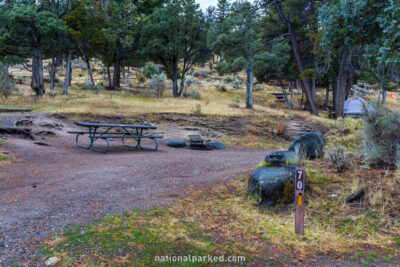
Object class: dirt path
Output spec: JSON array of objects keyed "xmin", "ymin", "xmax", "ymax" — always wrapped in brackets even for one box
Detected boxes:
[{"xmin": 0, "ymin": 114, "xmax": 267, "ymax": 265}]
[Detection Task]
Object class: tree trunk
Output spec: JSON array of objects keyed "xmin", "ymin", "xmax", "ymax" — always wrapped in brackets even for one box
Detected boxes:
[
  {"xmin": 178, "ymin": 71, "xmax": 185, "ymax": 97},
  {"xmin": 113, "ymin": 59, "xmax": 120, "ymax": 90},
  {"xmin": 382, "ymin": 89, "xmax": 386, "ymax": 104},
  {"xmin": 107, "ymin": 65, "xmax": 112, "ymax": 89},
  {"xmin": 112, "ymin": 41, "xmax": 121, "ymax": 90},
  {"xmin": 172, "ymin": 59, "xmax": 179, "ymax": 97},
  {"xmin": 85, "ymin": 58, "xmax": 95, "ymax": 86},
  {"xmin": 63, "ymin": 49, "xmax": 72, "ymax": 95},
  {"xmin": 50, "ymin": 56, "xmax": 58, "ymax": 91},
  {"xmin": 336, "ymin": 50, "xmax": 349, "ymax": 118},
  {"xmin": 300, "ymin": 83, "xmax": 304, "ymax": 109},
  {"xmin": 68, "ymin": 62, "xmax": 72, "ymax": 86},
  {"xmin": 245, "ymin": 68, "xmax": 254, "ymax": 109},
  {"xmin": 290, "ymin": 82, "xmax": 294, "ymax": 109},
  {"xmin": 122, "ymin": 67, "xmax": 126, "ymax": 79},
  {"xmin": 273, "ymin": 1, "xmax": 318, "ymax": 116},
  {"xmin": 377, "ymin": 78, "xmax": 384, "ymax": 108},
  {"xmin": 325, "ymin": 82, "xmax": 331, "ymax": 108},
  {"xmin": 31, "ymin": 56, "xmax": 37, "ymax": 92},
  {"xmin": 279, "ymin": 80, "xmax": 290, "ymax": 109},
  {"xmin": 345, "ymin": 69, "xmax": 354, "ymax": 100},
  {"xmin": 35, "ymin": 48, "xmax": 45, "ymax": 96}
]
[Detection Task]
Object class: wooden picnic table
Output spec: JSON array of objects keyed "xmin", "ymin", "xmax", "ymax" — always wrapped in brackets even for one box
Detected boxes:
[{"xmin": 67, "ymin": 122, "xmax": 162, "ymax": 153}]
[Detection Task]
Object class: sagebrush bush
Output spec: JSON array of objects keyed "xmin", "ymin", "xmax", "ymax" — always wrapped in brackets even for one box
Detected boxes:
[
  {"xmin": 150, "ymin": 74, "xmax": 166, "ymax": 97},
  {"xmin": 0, "ymin": 64, "xmax": 15, "ymax": 98},
  {"xmin": 363, "ymin": 103, "xmax": 400, "ymax": 169},
  {"xmin": 232, "ymin": 75, "xmax": 244, "ymax": 90},
  {"xmin": 328, "ymin": 145, "xmax": 348, "ymax": 173},
  {"xmin": 216, "ymin": 83, "xmax": 227, "ymax": 92},
  {"xmin": 184, "ymin": 75, "xmax": 197, "ymax": 89}
]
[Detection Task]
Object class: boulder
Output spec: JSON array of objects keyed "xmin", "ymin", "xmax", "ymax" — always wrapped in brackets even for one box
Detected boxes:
[
  {"xmin": 208, "ymin": 141, "xmax": 226, "ymax": 149},
  {"xmin": 264, "ymin": 150, "xmax": 297, "ymax": 166},
  {"xmin": 248, "ymin": 165, "xmax": 299, "ymax": 206},
  {"xmin": 288, "ymin": 132, "xmax": 325, "ymax": 160},
  {"xmin": 166, "ymin": 140, "xmax": 186, "ymax": 148}
]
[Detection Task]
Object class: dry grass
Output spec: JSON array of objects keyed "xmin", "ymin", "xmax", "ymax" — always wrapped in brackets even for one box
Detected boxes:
[{"xmin": 43, "ymin": 157, "xmax": 400, "ymax": 266}]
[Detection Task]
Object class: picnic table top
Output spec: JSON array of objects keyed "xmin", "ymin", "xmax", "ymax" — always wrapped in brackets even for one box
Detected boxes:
[{"xmin": 74, "ymin": 122, "xmax": 157, "ymax": 129}]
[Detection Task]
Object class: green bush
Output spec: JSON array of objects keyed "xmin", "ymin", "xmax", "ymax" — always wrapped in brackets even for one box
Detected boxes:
[
  {"xmin": 363, "ymin": 103, "xmax": 400, "ymax": 169},
  {"xmin": 143, "ymin": 64, "xmax": 157, "ymax": 78},
  {"xmin": 0, "ymin": 64, "xmax": 15, "ymax": 98}
]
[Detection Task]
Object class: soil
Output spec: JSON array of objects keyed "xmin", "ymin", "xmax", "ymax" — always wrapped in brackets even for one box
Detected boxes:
[{"xmin": 0, "ymin": 113, "xmax": 267, "ymax": 266}]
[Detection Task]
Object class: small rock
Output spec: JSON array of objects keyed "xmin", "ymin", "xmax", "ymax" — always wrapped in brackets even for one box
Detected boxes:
[{"xmin": 45, "ymin": 256, "xmax": 61, "ymax": 266}]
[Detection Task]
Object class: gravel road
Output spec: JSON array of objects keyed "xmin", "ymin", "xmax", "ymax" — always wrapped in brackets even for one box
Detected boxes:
[{"xmin": 0, "ymin": 117, "xmax": 266, "ymax": 265}]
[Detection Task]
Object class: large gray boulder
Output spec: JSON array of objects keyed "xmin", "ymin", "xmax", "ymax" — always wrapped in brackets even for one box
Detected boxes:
[
  {"xmin": 248, "ymin": 165, "xmax": 299, "ymax": 206},
  {"xmin": 288, "ymin": 132, "xmax": 325, "ymax": 160}
]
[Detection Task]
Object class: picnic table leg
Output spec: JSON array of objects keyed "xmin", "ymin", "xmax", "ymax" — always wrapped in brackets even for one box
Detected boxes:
[
  {"xmin": 90, "ymin": 127, "xmax": 110, "ymax": 153},
  {"xmin": 75, "ymin": 134, "xmax": 91, "ymax": 149}
]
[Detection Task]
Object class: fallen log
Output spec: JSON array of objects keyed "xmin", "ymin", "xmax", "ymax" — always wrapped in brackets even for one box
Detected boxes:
[
  {"xmin": 0, "ymin": 127, "xmax": 34, "ymax": 139},
  {"xmin": 0, "ymin": 107, "xmax": 32, "ymax": 113}
]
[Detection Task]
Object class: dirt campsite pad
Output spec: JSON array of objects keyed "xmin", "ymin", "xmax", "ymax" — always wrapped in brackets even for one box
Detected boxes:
[{"xmin": 0, "ymin": 113, "xmax": 266, "ymax": 265}]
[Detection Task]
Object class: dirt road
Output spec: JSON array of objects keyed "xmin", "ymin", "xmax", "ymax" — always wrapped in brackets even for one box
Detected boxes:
[{"xmin": 0, "ymin": 115, "xmax": 266, "ymax": 265}]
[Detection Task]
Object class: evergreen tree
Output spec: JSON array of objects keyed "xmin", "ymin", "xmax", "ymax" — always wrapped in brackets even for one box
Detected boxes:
[{"xmin": 141, "ymin": 0, "xmax": 207, "ymax": 97}]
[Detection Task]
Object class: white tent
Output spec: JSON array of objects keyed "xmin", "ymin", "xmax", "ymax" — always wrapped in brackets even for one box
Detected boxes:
[{"xmin": 344, "ymin": 98, "xmax": 366, "ymax": 117}]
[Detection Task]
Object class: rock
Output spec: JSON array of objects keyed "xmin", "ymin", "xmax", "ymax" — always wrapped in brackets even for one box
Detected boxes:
[
  {"xmin": 39, "ymin": 122, "xmax": 63, "ymax": 130},
  {"xmin": 248, "ymin": 165, "xmax": 299, "ymax": 206},
  {"xmin": 45, "ymin": 256, "xmax": 61, "ymax": 266},
  {"xmin": 166, "ymin": 140, "xmax": 187, "ymax": 148},
  {"xmin": 35, "ymin": 130, "xmax": 56, "ymax": 136},
  {"xmin": 208, "ymin": 141, "xmax": 226, "ymax": 149},
  {"xmin": 264, "ymin": 150, "xmax": 297, "ymax": 166},
  {"xmin": 345, "ymin": 188, "xmax": 365, "ymax": 203},
  {"xmin": 14, "ymin": 119, "xmax": 33, "ymax": 127},
  {"xmin": 288, "ymin": 132, "xmax": 325, "ymax": 160}
]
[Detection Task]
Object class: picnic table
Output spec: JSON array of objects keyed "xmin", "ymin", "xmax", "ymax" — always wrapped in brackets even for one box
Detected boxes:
[{"xmin": 67, "ymin": 122, "xmax": 163, "ymax": 153}]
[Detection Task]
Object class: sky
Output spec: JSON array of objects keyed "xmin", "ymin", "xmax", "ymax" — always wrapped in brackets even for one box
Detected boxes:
[{"xmin": 196, "ymin": 0, "xmax": 217, "ymax": 11}]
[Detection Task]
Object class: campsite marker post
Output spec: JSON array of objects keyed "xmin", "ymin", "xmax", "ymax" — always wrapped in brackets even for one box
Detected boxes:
[{"xmin": 295, "ymin": 167, "xmax": 305, "ymax": 235}]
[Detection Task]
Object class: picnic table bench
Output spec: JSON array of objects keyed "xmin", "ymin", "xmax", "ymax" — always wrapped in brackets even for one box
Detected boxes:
[{"xmin": 67, "ymin": 122, "xmax": 163, "ymax": 153}]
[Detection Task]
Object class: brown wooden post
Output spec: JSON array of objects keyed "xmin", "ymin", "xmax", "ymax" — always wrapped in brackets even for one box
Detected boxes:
[{"xmin": 295, "ymin": 167, "xmax": 305, "ymax": 235}]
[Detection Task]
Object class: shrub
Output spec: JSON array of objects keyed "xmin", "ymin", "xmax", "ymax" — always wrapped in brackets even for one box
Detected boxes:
[
  {"xmin": 216, "ymin": 83, "xmax": 227, "ymax": 92},
  {"xmin": 363, "ymin": 103, "xmax": 400, "ymax": 169},
  {"xmin": 193, "ymin": 70, "xmax": 208, "ymax": 78},
  {"xmin": 150, "ymin": 74, "xmax": 166, "ymax": 97},
  {"xmin": 81, "ymin": 80, "xmax": 102, "ymax": 92},
  {"xmin": 254, "ymin": 84, "xmax": 264, "ymax": 91},
  {"xmin": 143, "ymin": 64, "xmax": 157, "ymax": 78},
  {"xmin": 192, "ymin": 104, "xmax": 202, "ymax": 115},
  {"xmin": 232, "ymin": 75, "xmax": 244, "ymax": 90},
  {"xmin": 328, "ymin": 145, "xmax": 348, "ymax": 173},
  {"xmin": 224, "ymin": 76, "xmax": 233, "ymax": 83},
  {"xmin": 184, "ymin": 75, "xmax": 197, "ymax": 89},
  {"xmin": 0, "ymin": 64, "xmax": 15, "ymax": 98},
  {"xmin": 183, "ymin": 90, "xmax": 200, "ymax": 99}
]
